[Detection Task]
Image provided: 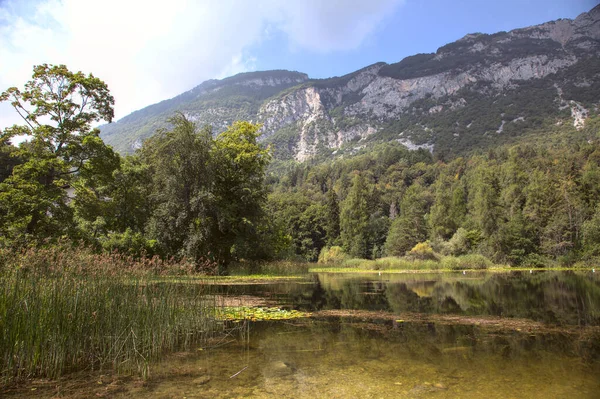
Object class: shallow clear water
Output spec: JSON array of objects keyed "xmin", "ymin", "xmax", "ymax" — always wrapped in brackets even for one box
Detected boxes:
[
  {"xmin": 118, "ymin": 319, "xmax": 600, "ymax": 398},
  {"xmin": 7, "ymin": 271, "xmax": 600, "ymax": 398}
]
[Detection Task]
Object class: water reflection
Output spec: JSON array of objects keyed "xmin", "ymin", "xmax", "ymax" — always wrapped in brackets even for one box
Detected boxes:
[
  {"xmin": 308, "ymin": 271, "xmax": 600, "ymax": 326},
  {"xmin": 212, "ymin": 271, "xmax": 600, "ymax": 325},
  {"xmin": 6, "ymin": 271, "xmax": 600, "ymax": 398}
]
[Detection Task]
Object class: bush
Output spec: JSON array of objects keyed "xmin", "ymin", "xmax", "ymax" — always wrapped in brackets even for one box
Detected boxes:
[
  {"xmin": 407, "ymin": 242, "xmax": 438, "ymax": 261},
  {"xmin": 440, "ymin": 256, "xmax": 462, "ymax": 270},
  {"xmin": 99, "ymin": 228, "xmax": 159, "ymax": 258},
  {"xmin": 520, "ymin": 253, "xmax": 551, "ymax": 268},
  {"xmin": 318, "ymin": 246, "xmax": 350, "ymax": 264},
  {"xmin": 458, "ymin": 254, "xmax": 492, "ymax": 269},
  {"xmin": 445, "ymin": 228, "xmax": 471, "ymax": 256}
]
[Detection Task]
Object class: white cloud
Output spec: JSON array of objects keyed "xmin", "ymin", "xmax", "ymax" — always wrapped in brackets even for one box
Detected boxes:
[
  {"xmin": 0, "ymin": 0, "xmax": 403, "ymax": 128},
  {"xmin": 274, "ymin": 0, "xmax": 401, "ymax": 53}
]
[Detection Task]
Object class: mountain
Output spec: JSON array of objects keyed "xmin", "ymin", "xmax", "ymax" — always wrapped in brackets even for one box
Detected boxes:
[
  {"xmin": 101, "ymin": 5, "xmax": 600, "ymax": 161},
  {"xmin": 100, "ymin": 70, "xmax": 309, "ymax": 152}
]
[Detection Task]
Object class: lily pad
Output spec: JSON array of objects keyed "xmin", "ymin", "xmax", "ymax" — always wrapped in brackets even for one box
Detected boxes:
[{"xmin": 216, "ymin": 306, "xmax": 311, "ymax": 321}]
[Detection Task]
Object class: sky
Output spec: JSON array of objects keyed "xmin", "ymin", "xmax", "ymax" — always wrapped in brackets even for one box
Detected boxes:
[{"xmin": 0, "ymin": 0, "xmax": 597, "ymax": 128}]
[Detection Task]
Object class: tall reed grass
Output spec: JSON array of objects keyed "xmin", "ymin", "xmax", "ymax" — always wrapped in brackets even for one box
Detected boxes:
[
  {"xmin": 0, "ymin": 245, "xmax": 219, "ymax": 385},
  {"xmin": 313, "ymin": 254, "xmax": 493, "ymax": 272},
  {"xmin": 228, "ymin": 260, "xmax": 310, "ymax": 276}
]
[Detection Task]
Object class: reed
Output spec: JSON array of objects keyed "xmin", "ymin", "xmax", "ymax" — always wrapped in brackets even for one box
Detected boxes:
[
  {"xmin": 0, "ymin": 245, "xmax": 219, "ymax": 385},
  {"xmin": 313, "ymin": 254, "xmax": 493, "ymax": 271},
  {"xmin": 228, "ymin": 260, "xmax": 310, "ymax": 276}
]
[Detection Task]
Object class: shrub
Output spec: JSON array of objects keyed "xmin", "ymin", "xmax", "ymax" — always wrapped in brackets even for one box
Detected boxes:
[
  {"xmin": 446, "ymin": 228, "xmax": 471, "ymax": 256},
  {"xmin": 520, "ymin": 253, "xmax": 551, "ymax": 268},
  {"xmin": 407, "ymin": 242, "xmax": 438, "ymax": 261},
  {"xmin": 318, "ymin": 246, "xmax": 350, "ymax": 264},
  {"xmin": 99, "ymin": 228, "xmax": 159, "ymax": 258},
  {"xmin": 440, "ymin": 256, "xmax": 462, "ymax": 270},
  {"xmin": 458, "ymin": 254, "xmax": 492, "ymax": 269}
]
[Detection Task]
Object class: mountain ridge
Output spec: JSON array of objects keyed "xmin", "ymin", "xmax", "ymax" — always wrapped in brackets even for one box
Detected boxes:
[{"xmin": 101, "ymin": 5, "xmax": 600, "ymax": 160}]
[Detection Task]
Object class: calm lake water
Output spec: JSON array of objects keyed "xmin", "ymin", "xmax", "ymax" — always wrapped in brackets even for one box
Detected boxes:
[{"xmin": 9, "ymin": 271, "xmax": 600, "ymax": 398}]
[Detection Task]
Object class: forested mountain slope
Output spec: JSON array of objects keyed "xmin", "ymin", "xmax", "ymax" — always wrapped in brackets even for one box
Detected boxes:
[{"xmin": 101, "ymin": 5, "xmax": 600, "ymax": 160}]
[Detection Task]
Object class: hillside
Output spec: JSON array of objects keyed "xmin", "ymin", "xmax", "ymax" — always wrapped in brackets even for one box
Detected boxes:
[{"xmin": 101, "ymin": 5, "xmax": 600, "ymax": 160}]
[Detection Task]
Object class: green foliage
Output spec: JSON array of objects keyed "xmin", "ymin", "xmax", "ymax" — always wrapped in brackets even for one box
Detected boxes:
[
  {"xmin": 325, "ymin": 189, "xmax": 341, "ymax": 245},
  {"xmin": 384, "ymin": 183, "xmax": 431, "ymax": 256},
  {"xmin": 407, "ymin": 242, "xmax": 438, "ymax": 261},
  {"xmin": 267, "ymin": 133, "xmax": 600, "ymax": 266},
  {"xmin": 340, "ymin": 174, "xmax": 370, "ymax": 258},
  {"xmin": 582, "ymin": 205, "xmax": 600, "ymax": 258},
  {"xmin": 318, "ymin": 246, "xmax": 350, "ymax": 264},
  {"xmin": 0, "ymin": 64, "xmax": 118, "ymax": 245},
  {"xmin": 140, "ymin": 116, "xmax": 270, "ymax": 268},
  {"xmin": 98, "ymin": 228, "xmax": 158, "ymax": 258}
]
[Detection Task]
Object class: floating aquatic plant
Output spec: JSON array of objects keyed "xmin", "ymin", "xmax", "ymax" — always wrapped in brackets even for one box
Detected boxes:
[{"xmin": 217, "ymin": 306, "xmax": 311, "ymax": 321}]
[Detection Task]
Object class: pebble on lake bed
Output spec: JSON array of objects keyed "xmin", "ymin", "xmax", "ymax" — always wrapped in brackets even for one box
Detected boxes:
[{"xmin": 192, "ymin": 375, "xmax": 211, "ymax": 385}]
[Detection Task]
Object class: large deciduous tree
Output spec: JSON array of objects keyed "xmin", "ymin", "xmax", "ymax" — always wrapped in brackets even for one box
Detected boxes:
[
  {"xmin": 141, "ymin": 116, "xmax": 270, "ymax": 268},
  {"xmin": 0, "ymin": 64, "xmax": 118, "ymax": 244}
]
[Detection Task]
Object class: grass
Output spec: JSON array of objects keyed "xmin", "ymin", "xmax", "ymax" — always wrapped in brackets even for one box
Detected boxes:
[
  {"xmin": 312, "ymin": 254, "xmax": 500, "ymax": 273},
  {"xmin": 227, "ymin": 260, "xmax": 311, "ymax": 276},
  {"xmin": 0, "ymin": 245, "xmax": 220, "ymax": 386},
  {"xmin": 311, "ymin": 254, "xmax": 597, "ymax": 273}
]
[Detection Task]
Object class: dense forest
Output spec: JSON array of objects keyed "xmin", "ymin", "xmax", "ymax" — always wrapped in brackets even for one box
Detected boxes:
[{"xmin": 2, "ymin": 64, "xmax": 600, "ymax": 271}]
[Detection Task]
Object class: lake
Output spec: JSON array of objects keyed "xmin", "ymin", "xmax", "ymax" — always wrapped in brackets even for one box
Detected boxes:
[{"xmin": 6, "ymin": 270, "xmax": 600, "ymax": 398}]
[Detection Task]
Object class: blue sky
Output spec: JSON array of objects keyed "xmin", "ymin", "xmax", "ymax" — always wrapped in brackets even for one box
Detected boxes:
[
  {"xmin": 0, "ymin": 0, "xmax": 597, "ymax": 126},
  {"xmin": 251, "ymin": 0, "xmax": 599, "ymax": 79}
]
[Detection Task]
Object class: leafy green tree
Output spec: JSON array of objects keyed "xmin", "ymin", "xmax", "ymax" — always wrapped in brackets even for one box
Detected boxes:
[
  {"xmin": 340, "ymin": 174, "xmax": 370, "ymax": 258},
  {"xmin": 468, "ymin": 162, "xmax": 501, "ymax": 239},
  {"xmin": 429, "ymin": 170, "xmax": 458, "ymax": 239},
  {"xmin": 141, "ymin": 117, "xmax": 270, "ymax": 268},
  {"xmin": 384, "ymin": 183, "xmax": 431, "ymax": 256},
  {"xmin": 582, "ymin": 205, "xmax": 600, "ymax": 258},
  {"xmin": 0, "ymin": 64, "xmax": 116, "ymax": 244},
  {"xmin": 108, "ymin": 155, "xmax": 153, "ymax": 233},
  {"xmin": 0, "ymin": 141, "xmax": 21, "ymax": 183},
  {"xmin": 324, "ymin": 188, "xmax": 341, "ymax": 245},
  {"xmin": 141, "ymin": 113, "xmax": 214, "ymax": 260},
  {"xmin": 211, "ymin": 121, "xmax": 271, "ymax": 265}
]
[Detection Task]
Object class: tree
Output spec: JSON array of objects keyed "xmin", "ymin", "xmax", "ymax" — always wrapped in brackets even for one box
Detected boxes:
[
  {"xmin": 582, "ymin": 205, "xmax": 600, "ymax": 258},
  {"xmin": 141, "ymin": 113, "xmax": 214, "ymax": 260},
  {"xmin": 141, "ymin": 117, "xmax": 270, "ymax": 268},
  {"xmin": 0, "ymin": 141, "xmax": 21, "ymax": 183},
  {"xmin": 384, "ymin": 183, "xmax": 431, "ymax": 256},
  {"xmin": 468, "ymin": 162, "xmax": 501, "ymax": 239},
  {"xmin": 324, "ymin": 188, "xmax": 340, "ymax": 245},
  {"xmin": 0, "ymin": 64, "xmax": 117, "ymax": 243},
  {"xmin": 211, "ymin": 121, "xmax": 271, "ymax": 265},
  {"xmin": 340, "ymin": 174, "xmax": 369, "ymax": 258}
]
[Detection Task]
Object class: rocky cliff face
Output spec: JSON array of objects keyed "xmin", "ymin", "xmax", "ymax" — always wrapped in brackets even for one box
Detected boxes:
[
  {"xmin": 100, "ymin": 70, "xmax": 309, "ymax": 153},
  {"xmin": 101, "ymin": 5, "xmax": 600, "ymax": 160},
  {"xmin": 256, "ymin": 5, "xmax": 600, "ymax": 161}
]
